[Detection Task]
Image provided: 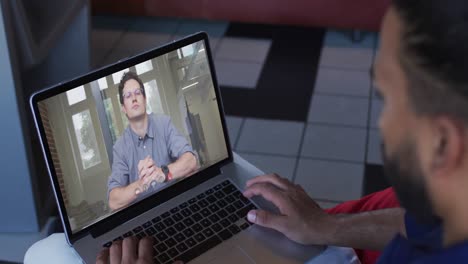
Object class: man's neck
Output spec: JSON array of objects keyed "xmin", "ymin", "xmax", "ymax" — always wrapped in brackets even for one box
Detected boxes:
[{"xmin": 129, "ymin": 114, "xmax": 148, "ymax": 138}]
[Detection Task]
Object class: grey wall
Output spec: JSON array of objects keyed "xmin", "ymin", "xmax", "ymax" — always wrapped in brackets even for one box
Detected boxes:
[
  {"xmin": 0, "ymin": 0, "xmax": 90, "ymax": 233},
  {"xmin": 0, "ymin": 0, "xmax": 39, "ymax": 232}
]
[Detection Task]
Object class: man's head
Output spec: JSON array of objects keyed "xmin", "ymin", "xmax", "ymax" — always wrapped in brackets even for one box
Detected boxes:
[
  {"xmin": 119, "ymin": 71, "xmax": 147, "ymax": 121},
  {"xmin": 375, "ymin": 0, "xmax": 468, "ymax": 225}
]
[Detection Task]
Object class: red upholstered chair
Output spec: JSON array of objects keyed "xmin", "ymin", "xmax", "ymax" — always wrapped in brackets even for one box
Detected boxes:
[
  {"xmin": 92, "ymin": 0, "xmax": 391, "ymax": 31},
  {"xmin": 325, "ymin": 187, "xmax": 400, "ymax": 264}
]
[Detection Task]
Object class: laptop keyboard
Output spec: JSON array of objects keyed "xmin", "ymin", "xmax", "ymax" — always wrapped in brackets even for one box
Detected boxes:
[{"xmin": 103, "ymin": 180, "xmax": 257, "ymax": 264}]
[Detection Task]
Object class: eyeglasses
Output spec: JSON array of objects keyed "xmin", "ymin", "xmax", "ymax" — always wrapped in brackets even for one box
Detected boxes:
[{"xmin": 123, "ymin": 88, "xmax": 144, "ymax": 100}]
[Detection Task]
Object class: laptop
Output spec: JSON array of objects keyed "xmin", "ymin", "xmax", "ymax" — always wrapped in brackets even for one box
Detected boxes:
[{"xmin": 30, "ymin": 32, "xmax": 324, "ymax": 263}]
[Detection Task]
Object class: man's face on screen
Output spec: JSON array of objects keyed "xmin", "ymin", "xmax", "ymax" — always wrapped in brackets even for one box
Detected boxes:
[{"xmin": 121, "ymin": 79, "xmax": 147, "ymax": 121}]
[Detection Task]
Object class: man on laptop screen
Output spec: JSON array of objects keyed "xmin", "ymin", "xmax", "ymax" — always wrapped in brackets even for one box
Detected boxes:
[
  {"xmin": 34, "ymin": 39, "xmax": 230, "ymax": 235},
  {"xmin": 108, "ymin": 71, "xmax": 198, "ymax": 211}
]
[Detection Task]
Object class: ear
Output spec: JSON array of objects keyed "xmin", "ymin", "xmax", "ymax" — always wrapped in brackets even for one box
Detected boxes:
[
  {"xmin": 431, "ymin": 117, "xmax": 465, "ymax": 176},
  {"xmin": 121, "ymin": 104, "xmax": 127, "ymax": 115}
]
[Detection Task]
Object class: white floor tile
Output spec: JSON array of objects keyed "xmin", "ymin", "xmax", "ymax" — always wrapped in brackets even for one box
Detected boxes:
[
  {"xmin": 237, "ymin": 118, "xmax": 304, "ymax": 156},
  {"xmin": 301, "ymin": 124, "xmax": 367, "ymax": 162},
  {"xmin": 225, "ymin": 116, "xmax": 243, "ymax": 148},
  {"xmin": 238, "ymin": 153, "xmax": 297, "ymax": 180},
  {"xmin": 314, "ymin": 68, "xmax": 371, "ymax": 97},
  {"xmin": 320, "ymin": 47, "xmax": 374, "ymax": 70},
  {"xmin": 295, "ymin": 159, "xmax": 364, "ymax": 201},
  {"xmin": 216, "ymin": 37, "xmax": 272, "ymax": 63},
  {"xmin": 215, "ymin": 60, "xmax": 263, "ymax": 89},
  {"xmin": 308, "ymin": 95, "xmax": 369, "ymax": 127},
  {"xmin": 367, "ymin": 129, "xmax": 383, "ymax": 165},
  {"xmin": 209, "ymin": 37, "xmax": 222, "ymax": 52},
  {"xmin": 323, "ymin": 30, "xmax": 376, "ymax": 49}
]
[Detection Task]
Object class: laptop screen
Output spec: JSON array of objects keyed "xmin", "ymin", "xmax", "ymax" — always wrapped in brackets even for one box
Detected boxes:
[{"xmin": 35, "ymin": 38, "xmax": 229, "ymax": 233}]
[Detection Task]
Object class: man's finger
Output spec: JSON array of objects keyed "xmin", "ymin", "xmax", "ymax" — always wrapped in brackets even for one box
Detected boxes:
[
  {"xmin": 246, "ymin": 174, "xmax": 290, "ymax": 191},
  {"xmin": 138, "ymin": 236, "xmax": 154, "ymax": 261},
  {"xmin": 140, "ymin": 159, "xmax": 155, "ymax": 179},
  {"xmin": 138, "ymin": 160, "xmax": 145, "ymax": 175},
  {"xmin": 95, "ymin": 248, "xmax": 109, "ymax": 264},
  {"xmin": 247, "ymin": 209, "xmax": 287, "ymax": 233},
  {"xmin": 143, "ymin": 171, "xmax": 155, "ymax": 184},
  {"xmin": 243, "ymin": 183, "xmax": 288, "ymax": 212},
  {"xmin": 139, "ymin": 156, "xmax": 150, "ymax": 174},
  {"xmin": 140, "ymin": 166, "xmax": 155, "ymax": 180},
  {"xmin": 156, "ymin": 171, "xmax": 166, "ymax": 183},
  {"xmin": 144, "ymin": 156, "xmax": 153, "ymax": 168},
  {"xmin": 122, "ymin": 237, "xmax": 138, "ymax": 263},
  {"xmin": 146, "ymin": 159, "xmax": 155, "ymax": 169},
  {"xmin": 109, "ymin": 240, "xmax": 122, "ymax": 264},
  {"xmin": 140, "ymin": 169, "xmax": 148, "ymax": 180}
]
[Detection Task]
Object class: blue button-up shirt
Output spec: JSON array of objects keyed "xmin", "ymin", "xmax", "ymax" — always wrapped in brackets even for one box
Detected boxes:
[
  {"xmin": 377, "ymin": 213, "xmax": 468, "ymax": 263},
  {"xmin": 107, "ymin": 113, "xmax": 194, "ymax": 196}
]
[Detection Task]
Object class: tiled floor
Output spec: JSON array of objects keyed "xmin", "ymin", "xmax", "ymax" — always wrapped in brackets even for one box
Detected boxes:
[
  {"xmin": 236, "ymin": 118, "xmax": 304, "ymax": 156},
  {"xmin": 91, "ymin": 16, "xmax": 388, "ymax": 207}
]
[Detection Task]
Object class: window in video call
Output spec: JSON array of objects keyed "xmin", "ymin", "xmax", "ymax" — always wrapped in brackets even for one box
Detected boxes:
[{"xmin": 37, "ymin": 41, "xmax": 229, "ymax": 233}]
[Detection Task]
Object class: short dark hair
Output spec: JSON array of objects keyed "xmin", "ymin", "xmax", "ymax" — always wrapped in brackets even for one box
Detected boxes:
[
  {"xmin": 118, "ymin": 71, "xmax": 146, "ymax": 105},
  {"xmin": 393, "ymin": 0, "xmax": 468, "ymax": 122}
]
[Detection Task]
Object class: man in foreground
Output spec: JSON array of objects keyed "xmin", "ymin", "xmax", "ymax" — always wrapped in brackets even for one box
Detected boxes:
[
  {"xmin": 99, "ymin": 0, "xmax": 468, "ymax": 262},
  {"xmin": 245, "ymin": 0, "xmax": 468, "ymax": 262}
]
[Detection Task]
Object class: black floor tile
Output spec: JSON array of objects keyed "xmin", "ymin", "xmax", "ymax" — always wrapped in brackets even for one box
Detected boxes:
[
  {"xmin": 363, "ymin": 163, "xmax": 391, "ymax": 196},
  {"xmin": 221, "ymin": 23, "xmax": 325, "ymax": 122},
  {"xmin": 224, "ymin": 22, "xmax": 277, "ymax": 39}
]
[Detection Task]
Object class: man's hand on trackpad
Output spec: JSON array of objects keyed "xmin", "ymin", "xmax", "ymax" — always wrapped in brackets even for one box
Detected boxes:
[{"xmin": 243, "ymin": 174, "xmax": 337, "ymax": 245}]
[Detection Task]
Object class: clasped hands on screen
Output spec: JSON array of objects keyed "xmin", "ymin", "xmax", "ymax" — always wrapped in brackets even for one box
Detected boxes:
[{"xmin": 135, "ymin": 156, "xmax": 166, "ymax": 195}]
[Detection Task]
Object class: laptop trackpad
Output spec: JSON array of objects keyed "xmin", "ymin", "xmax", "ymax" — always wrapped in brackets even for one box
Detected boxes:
[
  {"xmin": 190, "ymin": 245, "xmax": 255, "ymax": 264},
  {"xmin": 204, "ymin": 246, "xmax": 255, "ymax": 264}
]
